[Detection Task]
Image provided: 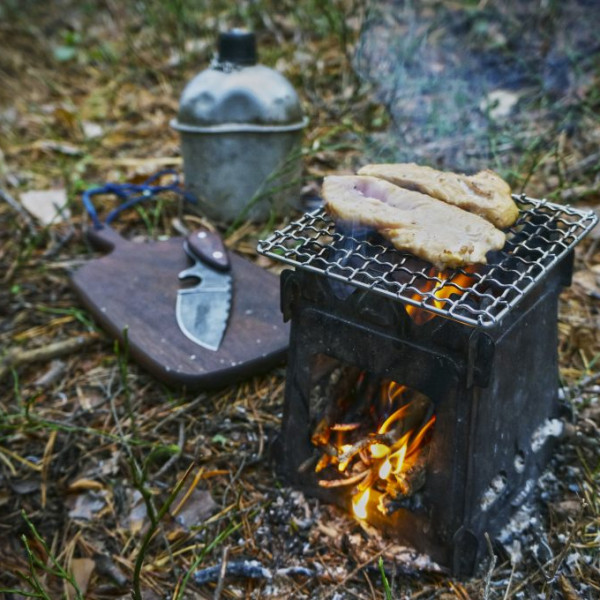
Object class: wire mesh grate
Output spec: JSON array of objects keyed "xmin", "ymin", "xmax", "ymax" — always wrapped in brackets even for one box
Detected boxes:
[{"xmin": 257, "ymin": 195, "xmax": 598, "ymax": 328}]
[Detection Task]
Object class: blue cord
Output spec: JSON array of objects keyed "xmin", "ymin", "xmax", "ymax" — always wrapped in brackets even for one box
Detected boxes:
[{"xmin": 81, "ymin": 169, "xmax": 196, "ymax": 229}]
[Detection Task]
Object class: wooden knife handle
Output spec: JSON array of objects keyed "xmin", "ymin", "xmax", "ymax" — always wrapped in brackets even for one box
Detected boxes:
[{"xmin": 186, "ymin": 228, "xmax": 230, "ymax": 271}]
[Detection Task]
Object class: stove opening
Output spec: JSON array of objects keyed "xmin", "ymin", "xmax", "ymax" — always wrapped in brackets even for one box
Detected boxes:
[{"xmin": 307, "ymin": 354, "xmax": 435, "ymax": 522}]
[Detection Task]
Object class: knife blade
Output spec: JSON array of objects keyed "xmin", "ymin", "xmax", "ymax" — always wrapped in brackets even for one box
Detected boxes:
[{"xmin": 176, "ymin": 229, "xmax": 232, "ymax": 351}]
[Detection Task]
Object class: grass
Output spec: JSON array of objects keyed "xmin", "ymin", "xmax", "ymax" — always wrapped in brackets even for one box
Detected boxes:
[{"xmin": 378, "ymin": 556, "xmax": 393, "ymax": 600}]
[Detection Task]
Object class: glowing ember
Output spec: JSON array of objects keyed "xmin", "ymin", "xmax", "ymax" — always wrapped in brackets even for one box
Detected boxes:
[
  {"xmin": 352, "ymin": 488, "xmax": 370, "ymax": 519},
  {"xmin": 314, "ymin": 377, "xmax": 435, "ymax": 521}
]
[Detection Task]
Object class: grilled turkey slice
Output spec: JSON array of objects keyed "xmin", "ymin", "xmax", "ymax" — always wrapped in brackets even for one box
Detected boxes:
[
  {"xmin": 357, "ymin": 163, "xmax": 519, "ymax": 229},
  {"xmin": 323, "ymin": 175, "xmax": 506, "ymax": 269}
]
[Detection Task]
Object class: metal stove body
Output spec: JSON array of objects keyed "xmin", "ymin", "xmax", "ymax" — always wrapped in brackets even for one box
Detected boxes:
[{"xmin": 258, "ymin": 196, "xmax": 597, "ymax": 575}]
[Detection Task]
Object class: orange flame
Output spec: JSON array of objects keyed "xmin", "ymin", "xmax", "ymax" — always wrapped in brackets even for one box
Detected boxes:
[
  {"xmin": 315, "ymin": 378, "xmax": 436, "ymax": 523},
  {"xmin": 406, "ymin": 267, "xmax": 477, "ymax": 325},
  {"xmin": 379, "ymin": 403, "xmax": 412, "ymax": 434},
  {"xmin": 352, "ymin": 488, "xmax": 370, "ymax": 519},
  {"xmin": 392, "ymin": 443, "xmax": 407, "ymax": 474},
  {"xmin": 407, "ymin": 415, "xmax": 436, "ymax": 456}
]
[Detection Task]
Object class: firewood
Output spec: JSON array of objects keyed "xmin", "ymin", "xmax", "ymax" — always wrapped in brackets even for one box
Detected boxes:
[
  {"xmin": 338, "ymin": 432, "xmax": 395, "ymax": 470},
  {"xmin": 318, "ymin": 469, "xmax": 369, "ymax": 488},
  {"xmin": 389, "ymin": 454, "xmax": 428, "ymax": 497}
]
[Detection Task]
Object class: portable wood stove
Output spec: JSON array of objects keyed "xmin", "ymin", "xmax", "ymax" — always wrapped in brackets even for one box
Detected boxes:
[{"xmin": 257, "ymin": 195, "xmax": 597, "ymax": 575}]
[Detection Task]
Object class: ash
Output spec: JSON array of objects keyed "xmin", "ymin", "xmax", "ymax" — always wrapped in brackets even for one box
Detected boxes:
[
  {"xmin": 488, "ymin": 393, "xmax": 599, "ymax": 598},
  {"xmin": 250, "ymin": 486, "xmax": 444, "ymax": 597}
]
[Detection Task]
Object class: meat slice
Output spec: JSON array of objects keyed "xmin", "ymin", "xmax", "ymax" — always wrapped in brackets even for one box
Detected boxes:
[
  {"xmin": 357, "ymin": 163, "xmax": 519, "ymax": 229},
  {"xmin": 323, "ymin": 175, "xmax": 506, "ymax": 269}
]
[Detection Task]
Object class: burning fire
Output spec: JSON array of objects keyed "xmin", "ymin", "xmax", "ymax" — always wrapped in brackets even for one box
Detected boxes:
[
  {"xmin": 405, "ymin": 267, "xmax": 477, "ymax": 325},
  {"xmin": 352, "ymin": 488, "xmax": 370, "ymax": 519},
  {"xmin": 313, "ymin": 379, "xmax": 435, "ymax": 521}
]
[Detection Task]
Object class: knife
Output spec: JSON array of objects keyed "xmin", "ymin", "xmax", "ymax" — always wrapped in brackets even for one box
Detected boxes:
[{"xmin": 176, "ymin": 229, "xmax": 232, "ymax": 351}]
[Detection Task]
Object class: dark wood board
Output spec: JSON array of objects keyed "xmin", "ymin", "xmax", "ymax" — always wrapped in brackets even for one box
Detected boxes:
[{"xmin": 70, "ymin": 226, "xmax": 289, "ymax": 389}]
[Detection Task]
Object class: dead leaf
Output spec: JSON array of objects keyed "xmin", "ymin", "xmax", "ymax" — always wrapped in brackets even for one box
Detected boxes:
[
  {"xmin": 94, "ymin": 553, "xmax": 128, "ymax": 587},
  {"xmin": 20, "ymin": 188, "xmax": 70, "ymax": 225},
  {"xmin": 573, "ymin": 267, "xmax": 600, "ymax": 299},
  {"xmin": 170, "ymin": 487, "xmax": 218, "ymax": 530},
  {"xmin": 76, "ymin": 386, "xmax": 106, "ymax": 411},
  {"xmin": 68, "ymin": 491, "xmax": 106, "ymax": 520},
  {"xmin": 82, "ymin": 120, "xmax": 104, "ymax": 139},
  {"xmin": 9, "ymin": 479, "xmax": 40, "ymax": 494},
  {"xmin": 66, "ymin": 557, "xmax": 95, "ymax": 600},
  {"xmin": 127, "ymin": 489, "xmax": 148, "ymax": 535},
  {"xmin": 550, "ymin": 498, "xmax": 583, "ymax": 519}
]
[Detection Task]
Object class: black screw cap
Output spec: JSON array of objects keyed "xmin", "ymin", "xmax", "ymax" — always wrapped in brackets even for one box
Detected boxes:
[{"xmin": 217, "ymin": 29, "xmax": 257, "ymax": 66}]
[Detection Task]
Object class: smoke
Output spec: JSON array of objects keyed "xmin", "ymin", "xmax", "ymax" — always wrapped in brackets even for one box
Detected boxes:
[{"xmin": 354, "ymin": 0, "xmax": 600, "ymax": 173}]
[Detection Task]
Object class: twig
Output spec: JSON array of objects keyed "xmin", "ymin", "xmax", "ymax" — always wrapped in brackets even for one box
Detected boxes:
[
  {"xmin": 483, "ymin": 533, "xmax": 497, "ymax": 600},
  {"xmin": 558, "ymin": 575, "xmax": 580, "ymax": 600},
  {"xmin": 213, "ymin": 545, "xmax": 230, "ymax": 600},
  {"xmin": 502, "ymin": 562, "xmax": 516, "ymax": 600},
  {"xmin": 338, "ymin": 433, "xmax": 395, "ymax": 467},
  {"xmin": 42, "ymin": 225, "xmax": 75, "ymax": 259},
  {"xmin": 152, "ymin": 393, "xmax": 207, "ymax": 432},
  {"xmin": 547, "ymin": 501, "xmax": 586, "ymax": 582},
  {"xmin": 222, "ymin": 455, "xmax": 247, "ymax": 508},
  {"xmin": 0, "ymin": 333, "xmax": 101, "ymax": 381},
  {"xmin": 33, "ymin": 359, "xmax": 67, "ymax": 387},
  {"xmin": 153, "ymin": 419, "xmax": 185, "ymax": 479},
  {"xmin": 503, "ymin": 523, "xmax": 574, "ymax": 600},
  {"xmin": 318, "ymin": 469, "xmax": 369, "ymax": 488},
  {"xmin": 40, "ymin": 429, "xmax": 57, "ymax": 509},
  {"xmin": 0, "ymin": 187, "xmax": 37, "ymax": 235},
  {"xmin": 565, "ymin": 150, "xmax": 600, "ymax": 176},
  {"xmin": 0, "ymin": 445, "xmax": 43, "ymax": 471},
  {"xmin": 170, "ymin": 466, "xmax": 205, "ymax": 517}
]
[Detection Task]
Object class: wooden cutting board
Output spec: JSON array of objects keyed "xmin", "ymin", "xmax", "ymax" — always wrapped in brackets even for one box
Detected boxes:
[{"xmin": 70, "ymin": 226, "xmax": 289, "ymax": 389}]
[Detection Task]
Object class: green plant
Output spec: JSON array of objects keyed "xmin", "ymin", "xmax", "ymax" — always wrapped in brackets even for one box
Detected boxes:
[
  {"xmin": 131, "ymin": 464, "xmax": 195, "ymax": 600},
  {"xmin": 0, "ymin": 512, "xmax": 84, "ymax": 599},
  {"xmin": 378, "ymin": 556, "xmax": 393, "ymax": 600}
]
